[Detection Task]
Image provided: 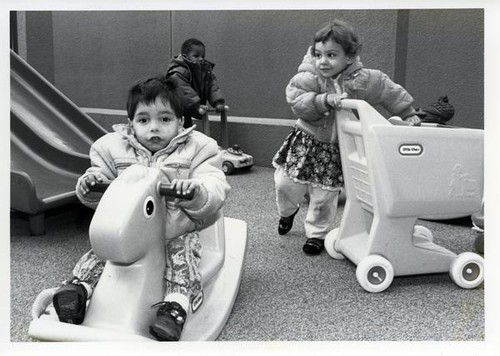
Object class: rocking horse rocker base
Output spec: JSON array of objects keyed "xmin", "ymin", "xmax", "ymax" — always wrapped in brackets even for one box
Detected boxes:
[{"xmin": 29, "ymin": 165, "xmax": 247, "ymax": 341}]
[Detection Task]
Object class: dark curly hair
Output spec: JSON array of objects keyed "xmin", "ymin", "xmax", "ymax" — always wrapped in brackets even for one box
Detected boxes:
[
  {"xmin": 126, "ymin": 76, "xmax": 184, "ymax": 119},
  {"xmin": 181, "ymin": 38, "xmax": 205, "ymax": 55},
  {"xmin": 311, "ymin": 19, "xmax": 361, "ymax": 58}
]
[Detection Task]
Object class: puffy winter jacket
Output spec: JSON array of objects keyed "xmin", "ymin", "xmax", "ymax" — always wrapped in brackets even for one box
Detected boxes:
[
  {"xmin": 166, "ymin": 55, "xmax": 225, "ymax": 120},
  {"xmin": 76, "ymin": 124, "xmax": 230, "ymax": 239},
  {"xmin": 286, "ymin": 49, "xmax": 417, "ymax": 143}
]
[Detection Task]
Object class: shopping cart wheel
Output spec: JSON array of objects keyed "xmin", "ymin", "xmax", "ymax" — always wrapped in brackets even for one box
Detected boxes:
[
  {"xmin": 413, "ymin": 225, "xmax": 433, "ymax": 242},
  {"xmin": 325, "ymin": 228, "xmax": 344, "ymax": 260},
  {"xmin": 449, "ymin": 252, "xmax": 484, "ymax": 289},
  {"xmin": 356, "ymin": 255, "xmax": 394, "ymax": 293}
]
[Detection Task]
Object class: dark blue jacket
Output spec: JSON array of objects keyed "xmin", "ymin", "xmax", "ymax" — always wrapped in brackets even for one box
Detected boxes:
[{"xmin": 166, "ymin": 55, "xmax": 225, "ymax": 125}]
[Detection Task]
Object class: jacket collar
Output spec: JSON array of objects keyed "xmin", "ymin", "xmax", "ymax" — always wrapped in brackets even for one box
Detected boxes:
[
  {"xmin": 170, "ymin": 54, "xmax": 215, "ymax": 70},
  {"xmin": 342, "ymin": 56, "xmax": 364, "ymax": 79},
  {"xmin": 112, "ymin": 123, "xmax": 195, "ymax": 157}
]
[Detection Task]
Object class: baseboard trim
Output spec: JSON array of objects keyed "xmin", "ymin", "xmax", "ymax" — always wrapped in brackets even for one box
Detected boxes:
[{"xmin": 81, "ymin": 108, "xmax": 296, "ymax": 127}]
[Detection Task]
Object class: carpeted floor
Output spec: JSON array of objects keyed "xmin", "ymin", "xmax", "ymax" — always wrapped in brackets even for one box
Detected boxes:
[{"xmin": 10, "ymin": 166, "xmax": 484, "ymax": 342}]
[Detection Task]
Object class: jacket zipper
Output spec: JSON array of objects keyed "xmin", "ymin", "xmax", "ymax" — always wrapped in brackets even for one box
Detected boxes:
[{"xmin": 163, "ymin": 162, "xmax": 190, "ymax": 177}]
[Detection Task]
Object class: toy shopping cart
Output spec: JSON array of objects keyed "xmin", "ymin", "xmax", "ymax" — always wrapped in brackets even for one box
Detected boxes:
[{"xmin": 325, "ymin": 99, "xmax": 484, "ymax": 292}]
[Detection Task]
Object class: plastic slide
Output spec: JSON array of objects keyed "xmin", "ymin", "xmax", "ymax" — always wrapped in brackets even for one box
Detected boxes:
[{"xmin": 10, "ymin": 50, "xmax": 107, "ymax": 235}]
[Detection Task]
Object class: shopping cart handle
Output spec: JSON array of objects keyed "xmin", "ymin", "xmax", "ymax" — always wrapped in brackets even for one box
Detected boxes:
[
  {"xmin": 339, "ymin": 99, "xmax": 370, "ymax": 111},
  {"xmin": 339, "ymin": 99, "xmax": 394, "ymax": 126}
]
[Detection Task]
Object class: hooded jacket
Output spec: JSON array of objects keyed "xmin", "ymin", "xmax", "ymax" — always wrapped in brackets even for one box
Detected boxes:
[
  {"xmin": 286, "ymin": 49, "xmax": 417, "ymax": 143},
  {"xmin": 76, "ymin": 124, "xmax": 230, "ymax": 239},
  {"xmin": 166, "ymin": 55, "xmax": 225, "ymax": 120}
]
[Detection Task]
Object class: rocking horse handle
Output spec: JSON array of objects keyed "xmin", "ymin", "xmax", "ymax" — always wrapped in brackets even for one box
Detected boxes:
[
  {"xmin": 158, "ymin": 183, "xmax": 195, "ymax": 200},
  {"xmin": 88, "ymin": 181, "xmax": 194, "ymax": 200},
  {"xmin": 88, "ymin": 181, "xmax": 109, "ymax": 193}
]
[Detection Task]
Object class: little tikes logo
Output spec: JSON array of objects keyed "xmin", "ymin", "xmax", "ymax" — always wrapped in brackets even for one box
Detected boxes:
[{"xmin": 399, "ymin": 143, "xmax": 422, "ymax": 156}]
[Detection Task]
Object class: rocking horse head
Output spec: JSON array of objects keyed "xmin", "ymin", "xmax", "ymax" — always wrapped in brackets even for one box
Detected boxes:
[{"xmin": 89, "ymin": 165, "xmax": 166, "ymax": 263}]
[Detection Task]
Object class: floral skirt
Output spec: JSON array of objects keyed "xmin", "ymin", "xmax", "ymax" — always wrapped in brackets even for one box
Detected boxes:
[{"xmin": 272, "ymin": 127, "xmax": 343, "ymax": 191}]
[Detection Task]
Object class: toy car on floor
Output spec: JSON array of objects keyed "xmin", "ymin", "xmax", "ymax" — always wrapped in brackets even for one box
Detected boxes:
[
  {"xmin": 221, "ymin": 143, "xmax": 253, "ymax": 175},
  {"xmin": 200, "ymin": 105, "xmax": 253, "ymax": 175},
  {"xmin": 325, "ymin": 99, "xmax": 484, "ymax": 293},
  {"xmin": 29, "ymin": 164, "xmax": 247, "ymax": 341}
]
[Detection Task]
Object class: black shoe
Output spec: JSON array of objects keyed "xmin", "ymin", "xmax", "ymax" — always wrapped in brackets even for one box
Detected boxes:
[
  {"xmin": 52, "ymin": 278, "xmax": 88, "ymax": 324},
  {"xmin": 149, "ymin": 301, "xmax": 187, "ymax": 341},
  {"xmin": 278, "ymin": 208, "xmax": 299, "ymax": 235},
  {"xmin": 302, "ymin": 238, "xmax": 324, "ymax": 255}
]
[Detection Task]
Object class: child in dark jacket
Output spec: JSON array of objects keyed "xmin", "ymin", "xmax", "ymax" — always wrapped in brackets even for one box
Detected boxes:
[{"xmin": 166, "ymin": 38, "xmax": 225, "ymax": 128}]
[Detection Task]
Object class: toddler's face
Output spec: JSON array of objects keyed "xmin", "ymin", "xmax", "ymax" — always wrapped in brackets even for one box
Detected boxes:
[
  {"xmin": 186, "ymin": 45, "xmax": 205, "ymax": 64},
  {"xmin": 313, "ymin": 40, "xmax": 353, "ymax": 78},
  {"xmin": 131, "ymin": 98, "xmax": 184, "ymax": 154}
]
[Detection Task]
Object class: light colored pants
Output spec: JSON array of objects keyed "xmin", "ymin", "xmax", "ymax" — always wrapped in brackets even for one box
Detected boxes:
[
  {"xmin": 274, "ymin": 167, "xmax": 339, "ymax": 240},
  {"xmin": 72, "ymin": 232, "xmax": 202, "ymax": 301}
]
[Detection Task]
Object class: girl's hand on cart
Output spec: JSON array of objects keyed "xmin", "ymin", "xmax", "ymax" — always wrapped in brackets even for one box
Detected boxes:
[
  {"xmin": 79, "ymin": 173, "xmax": 110, "ymax": 196},
  {"xmin": 403, "ymin": 115, "xmax": 422, "ymax": 126},
  {"xmin": 326, "ymin": 92, "xmax": 348, "ymax": 110}
]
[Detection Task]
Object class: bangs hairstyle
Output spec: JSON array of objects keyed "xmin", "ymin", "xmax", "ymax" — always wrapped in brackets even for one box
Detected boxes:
[
  {"xmin": 126, "ymin": 76, "xmax": 184, "ymax": 119},
  {"xmin": 311, "ymin": 20, "xmax": 361, "ymax": 58},
  {"xmin": 181, "ymin": 38, "xmax": 205, "ymax": 55}
]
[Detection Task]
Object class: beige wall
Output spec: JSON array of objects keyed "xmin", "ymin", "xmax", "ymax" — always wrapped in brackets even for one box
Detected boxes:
[
  {"xmin": 169, "ymin": 10, "xmax": 399, "ymax": 119},
  {"xmin": 17, "ymin": 9, "xmax": 484, "ymax": 166},
  {"xmin": 52, "ymin": 11, "xmax": 172, "ymax": 111},
  {"xmin": 405, "ymin": 9, "xmax": 483, "ymax": 129}
]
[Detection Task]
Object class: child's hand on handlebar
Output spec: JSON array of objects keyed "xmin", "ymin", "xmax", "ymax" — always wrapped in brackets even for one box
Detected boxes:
[
  {"xmin": 79, "ymin": 173, "xmax": 109, "ymax": 196},
  {"xmin": 198, "ymin": 105, "xmax": 209, "ymax": 115},
  {"xmin": 215, "ymin": 103, "xmax": 226, "ymax": 113},
  {"xmin": 326, "ymin": 92, "xmax": 348, "ymax": 110},
  {"xmin": 170, "ymin": 179, "xmax": 201, "ymax": 199}
]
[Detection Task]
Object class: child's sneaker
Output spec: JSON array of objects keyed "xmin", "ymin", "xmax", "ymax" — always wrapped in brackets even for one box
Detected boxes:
[
  {"xmin": 302, "ymin": 238, "xmax": 324, "ymax": 255},
  {"xmin": 52, "ymin": 278, "xmax": 88, "ymax": 324},
  {"xmin": 149, "ymin": 301, "xmax": 187, "ymax": 341},
  {"xmin": 278, "ymin": 208, "xmax": 299, "ymax": 235}
]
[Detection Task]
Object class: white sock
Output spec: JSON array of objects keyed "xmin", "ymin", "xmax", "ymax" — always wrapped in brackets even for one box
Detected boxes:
[
  {"xmin": 163, "ymin": 293, "xmax": 189, "ymax": 312},
  {"xmin": 80, "ymin": 282, "xmax": 93, "ymax": 299}
]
